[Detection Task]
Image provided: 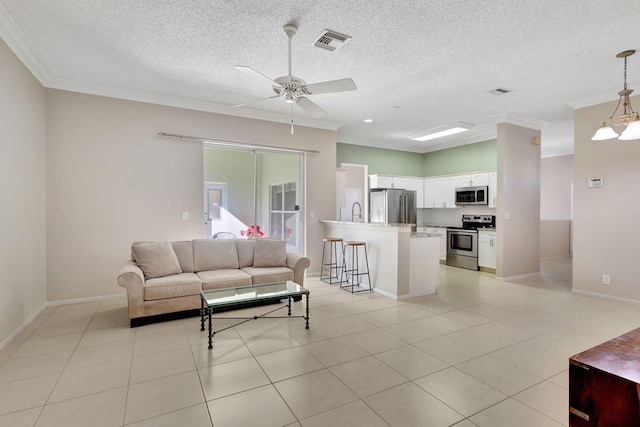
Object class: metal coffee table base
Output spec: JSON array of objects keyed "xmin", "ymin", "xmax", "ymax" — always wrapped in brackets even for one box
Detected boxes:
[{"xmin": 200, "ymin": 293, "xmax": 309, "ymax": 349}]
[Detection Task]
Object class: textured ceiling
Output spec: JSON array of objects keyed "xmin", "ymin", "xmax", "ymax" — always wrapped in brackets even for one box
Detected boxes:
[{"xmin": 2, "ymin": 0, "xmax": 640, "ymax": 156}]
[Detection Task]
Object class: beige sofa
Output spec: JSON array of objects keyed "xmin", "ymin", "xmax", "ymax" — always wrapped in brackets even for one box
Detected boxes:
[{"xmin": 117, "ymin": 238, "xmax": 310, "ymax": 326}]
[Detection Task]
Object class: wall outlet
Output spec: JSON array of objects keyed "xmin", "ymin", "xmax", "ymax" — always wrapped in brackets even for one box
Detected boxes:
[
  {"xmin": 602, "ymin": 274, "xmax": 611, "ymax": 285},
  {"xmin": 182, "ymin": 211, "xmax": 189, "ymax": 220}
]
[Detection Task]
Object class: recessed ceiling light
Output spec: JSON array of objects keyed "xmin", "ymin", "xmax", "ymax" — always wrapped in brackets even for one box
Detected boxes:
[
  {"xmin": 364, "ymin": 119, "xmax": 373, "ymax": 123},
  {"xmin": 410, "ymin": 122, "xmax": 474, "ymax": 142}
]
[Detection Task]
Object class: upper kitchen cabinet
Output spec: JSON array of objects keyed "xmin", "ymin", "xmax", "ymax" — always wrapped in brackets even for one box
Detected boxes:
[
  {"xmin": 454, "ymin": 174, "xmax": 472, "ymax": 188},
  {"xmin": 373, "ymin": 171, "xmax": 496, "ymax": 209},
  {"xmin": 424, "ymin": 176, "xmax": 456, "ymax": 208},
  {"xmin": 370, "ymin": 175, "xmax": 425, "ymax": 207},
  {"xmin": 393, "ymin": 177, "xmax": 424, "ymax": 208},
  {"xmin": 471, "ymin": 172, "xmax": 489, "ymax": 187},
  {"xmin": 369, "ymin": 174, "xmax": 394, "ymax": 189}
]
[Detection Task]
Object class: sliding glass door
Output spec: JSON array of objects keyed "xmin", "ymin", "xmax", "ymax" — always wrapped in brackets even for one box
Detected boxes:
[{"xmin": 203, "ymin": 145, "xmax": 304, "ymax": 253}]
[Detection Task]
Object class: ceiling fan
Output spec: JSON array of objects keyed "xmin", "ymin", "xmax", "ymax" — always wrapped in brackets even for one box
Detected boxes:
[{"xmin": 233, "ymin": 23, "xmax": 357, "ymax": 119}]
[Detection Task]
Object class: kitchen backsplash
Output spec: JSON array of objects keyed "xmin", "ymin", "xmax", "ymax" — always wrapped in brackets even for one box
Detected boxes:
[{"xmin": 418, "ymin": 206, "xmax": 497, "ymax": 227}]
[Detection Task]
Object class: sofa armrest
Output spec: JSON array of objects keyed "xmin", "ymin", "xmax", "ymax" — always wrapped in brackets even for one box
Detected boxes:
[
  {"xmin": 117, "ymin": 260, "xmax": 146, "ymax": 320},
  {"xmin": 286, "ymin": 252, "xmax": 311, "ymax": 286}
]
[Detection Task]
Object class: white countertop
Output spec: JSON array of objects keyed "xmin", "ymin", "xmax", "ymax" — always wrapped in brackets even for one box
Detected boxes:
[{"xmin": 321, "ymin": 220, "xmax": 414, "ymax": 228}]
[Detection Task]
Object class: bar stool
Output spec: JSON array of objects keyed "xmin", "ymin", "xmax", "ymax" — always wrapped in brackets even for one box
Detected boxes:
[
  {"xmin": 320, "ymin": 237, "xmax": 344, "ymax": 284},
  {"xmin": 340, "ymin": 241, "xmax": 372, "ymax": 293}
]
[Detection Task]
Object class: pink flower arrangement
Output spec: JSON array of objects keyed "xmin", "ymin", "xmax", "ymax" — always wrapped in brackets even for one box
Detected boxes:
[{"xmin": 240, "ymin": 225, "xmax": 264, "ymax": 239}]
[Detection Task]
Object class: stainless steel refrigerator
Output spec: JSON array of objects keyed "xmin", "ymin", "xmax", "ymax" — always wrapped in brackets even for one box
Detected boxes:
[{"xmin": 369, "ymin": 188, "xmax": 417, "ymax": 225}]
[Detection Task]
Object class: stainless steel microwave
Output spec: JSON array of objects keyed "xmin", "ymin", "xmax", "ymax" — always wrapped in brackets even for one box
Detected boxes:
[{"xmin": 455, "ymin": 186, "xmax": 489, "ymax": 205}]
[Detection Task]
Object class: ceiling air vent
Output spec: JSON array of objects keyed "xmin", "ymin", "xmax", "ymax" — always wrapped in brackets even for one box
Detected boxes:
[
  {"xmin": 313, "ymin": 29, "xmax": 351, "ymax": 52},
  {"xmin": 490, "ymin": 88, "xmax": 512, "ymax": 95}
]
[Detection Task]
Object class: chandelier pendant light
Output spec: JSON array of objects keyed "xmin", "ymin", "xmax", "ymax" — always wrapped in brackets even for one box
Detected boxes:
[{"xmin": 592, "ymin": 49, "xmax": 640, "ymax": 141}]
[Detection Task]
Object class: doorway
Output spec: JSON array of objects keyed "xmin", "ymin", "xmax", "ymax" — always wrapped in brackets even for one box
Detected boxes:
[{"xmin": 203, "ymin": 144, "xmax": 304, "ymax": 253}]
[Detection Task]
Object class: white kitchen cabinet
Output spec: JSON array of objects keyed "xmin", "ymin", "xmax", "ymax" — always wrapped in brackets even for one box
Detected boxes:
[
  {"xmin": 425, "ymin": 227, "xmax": 447, "ymax": 260},
  {"xmin": 488, "ymin": 171, "xmax": 497, "ymax": 208},
  {"xmin": 394, "ymin": 176, "xmax": 425, "ymax": 208},
  {"xmin": 369, "ymin": 174, "xmax": 394, "ymax": 189},
  {"xmin": 423, "ymin": 178, "xmax": 437, "ymax": 208},
  {"xmin": 470, "ymin": 172, "xmax": 489, "ymax": 187},
  {"xmin": 454, "ymin": 174, "xmax": 472, "ymax": 189},
  {"xmin": 441, "ymin": 176, "xmax": 458, "ymax": 208},
  {"xmin": 423, "ymin": 176, "xmax": 457, "ymax": 208},
  {"xmin": 478, "ymin": 230, "xmax": 497, "ymax": 269},
  {"xmin": 377, "ymin": 170, "xmax": 497, "ymax": 209}
]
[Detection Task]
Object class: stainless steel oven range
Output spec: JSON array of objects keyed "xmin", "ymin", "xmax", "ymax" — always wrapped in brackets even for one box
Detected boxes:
[{"xmin": 446, "ymin": 214, "xmax": 495, "ymax": 270}]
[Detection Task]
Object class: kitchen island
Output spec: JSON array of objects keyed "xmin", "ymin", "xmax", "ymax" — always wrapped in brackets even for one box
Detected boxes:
[{"xmin": 321, "ymin": 221, "xmax": 440, "ymax": 299}]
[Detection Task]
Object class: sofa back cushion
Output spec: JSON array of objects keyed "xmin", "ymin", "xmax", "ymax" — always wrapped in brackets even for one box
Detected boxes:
[
  {"xmin": 236, "ymin": 239, "xmax": 256, "ymax": 268},
  {"xmin": 253, "ymin": 239, "xmax": 287, "ymax": 268},
  {"xmin": 171, "ymin": 241, "xmax": 194, "ymax": 273},
  {"xmin": 193, "ymin": 239, "xmax": 239, "ymax": 272},
  {"xmin": 132, "ymin": 241, "xmax": 183, "ymax": 279}
]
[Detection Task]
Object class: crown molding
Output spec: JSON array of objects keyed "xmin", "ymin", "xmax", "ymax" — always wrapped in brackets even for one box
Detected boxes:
[
  {"xmin": 568, "ymin": 84, "xmax": 640, "ymax": 110},
  {"xmin": 490, "ymin": 112, "xmax": 549, "ymax": 130},
  {"xmin": 45, "ymin": 76, "xmax": 342, "ymax": 131},
  {"xmin": 0, "ymin": 3, "xmax": 51, "ymax": 86},
  {"xmin": 0, "ymin": 3, "xmax": 341, "ymax": 132}
]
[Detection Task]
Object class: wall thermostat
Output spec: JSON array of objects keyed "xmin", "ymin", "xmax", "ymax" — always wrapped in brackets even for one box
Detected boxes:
[{"xmin": 588, "ymin": 178, "xmax": 604, "ymax": 188}]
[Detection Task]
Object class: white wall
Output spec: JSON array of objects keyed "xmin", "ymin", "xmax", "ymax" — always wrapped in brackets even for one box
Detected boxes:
[
  {"xmin": 496, "ymin": 123, "xmax": 541, "ymax": 279},
  {"xmin": 541, "ymin": 155, "xmax": 573, "ymax": 220},
  {"xmin": 573, "ymin": 96, "xmax": 640, "ymax": 301},
  {"xmin": 539, "ymin": 155, "xmax": 573, "ymax": 258},
  {"xmin": 45, "ymin": 89, "xmax": 337, "ymax": 302},
  {"xmin": 0, "ymin": 39, "xmax": 47, "ymax": 346}
]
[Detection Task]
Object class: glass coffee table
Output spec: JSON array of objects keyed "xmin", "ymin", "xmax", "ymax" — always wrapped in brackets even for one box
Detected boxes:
[{"xmin": 200, "ymin": 281, "xmax": 309, "ymax": 349}]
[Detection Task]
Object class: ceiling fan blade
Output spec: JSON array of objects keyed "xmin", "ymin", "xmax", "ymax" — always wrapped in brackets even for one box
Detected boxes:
[
  {"xmin": 296, "ymin": 97, "xmax": 327, "ymax": 118},
  {"xmin": 234, "ymin": 65, "xmax": 281, "ymax": 87},
  {"xmin": 304, "ymin": 78, "xmax": 357, "ymax": 95},
  {"xmin": 233, "ymin": 94, "xmax": 282, "ymax": 108}
]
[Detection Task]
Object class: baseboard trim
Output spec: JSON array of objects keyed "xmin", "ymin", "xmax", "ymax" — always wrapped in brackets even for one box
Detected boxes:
[
  {"xmin": 46, "ymin": 293, "xmax": 126, "ymax": 307},
  {"xmin": 1, "ymin": 294, "xmax": 127, "ymax": 352},
  {"xmin": 571, "ymin": 289, "xmax": 640, "ymax": 306},
  {"xmin": 496, "ymin": 272, "xmax": 541, "ymax": 281},
  {"xmin": 373, "ymin": 288, "xmax": 400, "ymax": 300},
  {"xmin": 0, "ymin": 302, "xmax": 48, "ymax": 352}
]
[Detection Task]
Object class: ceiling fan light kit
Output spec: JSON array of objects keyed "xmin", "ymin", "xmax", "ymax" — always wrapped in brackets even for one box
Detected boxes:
[
  {"xmin": 233, "ymin": 22, "xmax": 357, "ymax": 126},
  {"xmin": 411, "ymin": 122, "xmax": 474, "ymax": 142},
  {"xmin": 592, "ymin": 49, "xmax": 640, "ymax": 141}
]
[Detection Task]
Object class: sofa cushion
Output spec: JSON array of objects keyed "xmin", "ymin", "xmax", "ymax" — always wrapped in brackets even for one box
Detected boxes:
[
  {"xmin": 171, "ymin": 241, "xmax": 195, "ymax": 273},
  {"xmin": 197, "ymin": 269, "xmax": 252, "ymax": 290},
  {"xmin": 253, "ymin": 239, "xmax": 287, "ymax": 268},
  {"xmin": 143, "ymin": 273, "xmax": 201, "ymax": 301},
  {"xmin": 193, "ymin": 239, "xmax": 239, "ymax": 272},
  {"xmin": 236, "ymin": 239, "xmax": 256, "ymax": 268},
  {"xmin": 132, "ymin": 241, "xmax": 182, "ymax": 279},
  {"xmin": 242, "ymin": 267, "xmax": 294, "ymax": 285}
]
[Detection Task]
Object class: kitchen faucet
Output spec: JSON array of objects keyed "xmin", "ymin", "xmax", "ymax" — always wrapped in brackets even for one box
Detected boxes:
[{"xmin": 351, "ymin": 201, "xmax": 362, "ymax": 222}]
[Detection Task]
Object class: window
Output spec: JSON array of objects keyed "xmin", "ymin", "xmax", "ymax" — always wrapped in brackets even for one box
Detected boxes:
[{"xmin": 270, "ymin": 182, "xmax": 298, "ymax": 247}]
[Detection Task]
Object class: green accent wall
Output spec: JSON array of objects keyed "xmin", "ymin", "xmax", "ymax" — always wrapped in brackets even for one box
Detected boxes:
[
  {"xmin": 422, "ymin": 139, "xmax": 497, "ymax": 176},
  {"xmin": 337, "ymin": 143, "xmax": 424, "ymax": 176},
  {"xmin": 337, "ymin": 139, "xmax": 497, "ymax": 177}
]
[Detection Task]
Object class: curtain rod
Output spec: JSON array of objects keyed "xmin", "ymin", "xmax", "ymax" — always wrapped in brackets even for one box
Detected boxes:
[{"xmin": 158, "ymin": 132, "xmax": 320, "ymax": 154}]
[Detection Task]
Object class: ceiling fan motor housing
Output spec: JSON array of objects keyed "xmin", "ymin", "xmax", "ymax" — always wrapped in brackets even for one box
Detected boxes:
[{"xmin": 273, "ymin": 75, "xmax": 307, "ymax": 98}]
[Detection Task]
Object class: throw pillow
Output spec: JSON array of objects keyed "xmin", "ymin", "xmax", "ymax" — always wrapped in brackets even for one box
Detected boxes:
[
  {"xmin": 193, "ymin": 239, "xmax": 240, "ymax": 271},
  {"xmin": 132, "ymin": 241, "xmax": 182, "ymax": 279},
  {"xmin": 253, "ymin": 239, "xmax": 287, "ymax": 268}
]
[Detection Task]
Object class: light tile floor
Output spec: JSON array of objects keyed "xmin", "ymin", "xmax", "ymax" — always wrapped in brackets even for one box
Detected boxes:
[{"xmin": 1, "ymin": 257, "xmax": 639, "ymax": 426}]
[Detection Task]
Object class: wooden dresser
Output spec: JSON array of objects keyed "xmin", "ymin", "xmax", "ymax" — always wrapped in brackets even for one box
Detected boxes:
[{"xmin": 569, "ymin": 327, "xmax": 640, "ymax": 426}]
